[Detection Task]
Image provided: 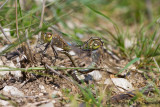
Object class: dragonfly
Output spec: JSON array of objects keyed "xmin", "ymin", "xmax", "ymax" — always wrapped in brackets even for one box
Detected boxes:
[
  {"xmin": 41, "ymin": 32, "xmax": 71, "ymax": 58},
  {"xmin": 40, "ymin": 32, "xmax": 103, "ymax": 74}
]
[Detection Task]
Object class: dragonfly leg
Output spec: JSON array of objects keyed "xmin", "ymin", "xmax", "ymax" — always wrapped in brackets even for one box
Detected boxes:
[
  {"xmin": 34, "ymin": 42, "xmax": 45, "ymax": 53},
  {"xmin": 36, "ymin": 42, "xmax": 45, "ymax": 48},
  {"xmin": 61, "ymin": 51, "xmax": 77, "ymax": 67},
  {"xmin": 61, "ymin": 51, "xmax": 95, "ymax": 74},
  {"xmin": 51, "ymin": 44, "xmax": 58, "ymax": 63},
  {"xmin": 43, "ymin": 42, "xmax": 50, "ymax": 54}
]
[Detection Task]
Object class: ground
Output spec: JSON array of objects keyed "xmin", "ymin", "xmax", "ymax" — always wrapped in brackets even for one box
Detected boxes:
[{"xmin": 0, "ymin": 42, "xmax": 157, "ymax": 107}]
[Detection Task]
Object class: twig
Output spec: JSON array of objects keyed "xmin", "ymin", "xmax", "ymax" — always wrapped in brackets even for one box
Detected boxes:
[
  {"xmin": 0, "ymin": 25, "xmax": 11, "ymax": 43},
  {"xmin": 45, "ymin": 64, "xmax": 76, "ymax": 84},
  {"xmin": 38, "ymin": 0, "xmax": 46, "ymax": 42},
  {"xmin": 32, "ymin": 10, "xmax": 73, "ymax": 38},
  {"xmin": 0, "ymin": 25, "xmax": 22, "ymax": 57},
  {"xmin": 45, "ymin": 64, "xmax": 88, "ymax": 94},
  {"xmin": 25, "ymin": 29, "xmax": 34, "ymax": 63},
  {"xmin": 15, "ymin": 0, "xmax": 20, "ymax": 43},
  {"xmin": 0, "ymin": 0, "xmax": 9, "ymax": 9},
  {"xmin": 109, "ymin": 85, "xmax": 160, "ymax": 103},
  {"xmin": 39, "ymin": 0, "xmax": 46, "ymax": 28},
  {"xmin": 14, "ymin": 0, "xmax": 28, "ymax": 60}
]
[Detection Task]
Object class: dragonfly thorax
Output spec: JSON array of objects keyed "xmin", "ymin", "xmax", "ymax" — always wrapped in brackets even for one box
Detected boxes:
[{"xmin": 41, "ymin": 32, "xmax": 71, "ymax": 51}]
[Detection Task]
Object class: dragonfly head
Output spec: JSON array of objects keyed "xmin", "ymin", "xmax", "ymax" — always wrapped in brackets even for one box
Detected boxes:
[
  {"xmin": 90, "ymin": 39, "xmax": 103, "ymax": 50},
  {"xmin": 41, "ymin": 32, "xmax": 53, "ymax": 43},
  {"xmin": 83, "ymin": 37, "xmax": 103, "ymax": 50}
]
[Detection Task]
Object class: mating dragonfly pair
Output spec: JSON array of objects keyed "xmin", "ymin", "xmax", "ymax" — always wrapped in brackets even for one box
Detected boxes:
[
  {"xmin": 40, "ymin": 32, "xmax": 103, "ymax": 73},
  {"xmin": 41, "ymin": 32, "xmax": 103, "ymax": 52}
]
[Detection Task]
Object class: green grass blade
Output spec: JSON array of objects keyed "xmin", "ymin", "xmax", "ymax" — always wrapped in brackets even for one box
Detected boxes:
[
  {"xmin": 84, "ymin": 4, "xmax": 119, "ymax": 30},
  {"xmin": 4, "ymin": 1, "xmax": 56, "ymax": 27},
  {"xmin": 116, "ymin": 57, "xmax": 140, "ymax": 76}
]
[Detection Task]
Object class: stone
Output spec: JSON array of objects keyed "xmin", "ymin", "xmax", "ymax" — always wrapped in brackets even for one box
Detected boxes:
[
  {"xmin": 104, "ymin": 78, "xmax": 134, "ymax": 92},
  {"xmin": 89, "ymin": 70, "xmax": 102, "ymax": 81},
  {"xmin": 39, "ymin": 102, "xmax": 54, "ymax": 107},
  {"xmin": 3, "ymin": 86, "xmax": 24, "ymax": 97}
]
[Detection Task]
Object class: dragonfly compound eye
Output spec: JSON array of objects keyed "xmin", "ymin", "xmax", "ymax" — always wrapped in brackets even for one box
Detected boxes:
[{"xmin": 90, "ymin": 41, "xmax": 100, "ymax": 50}]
